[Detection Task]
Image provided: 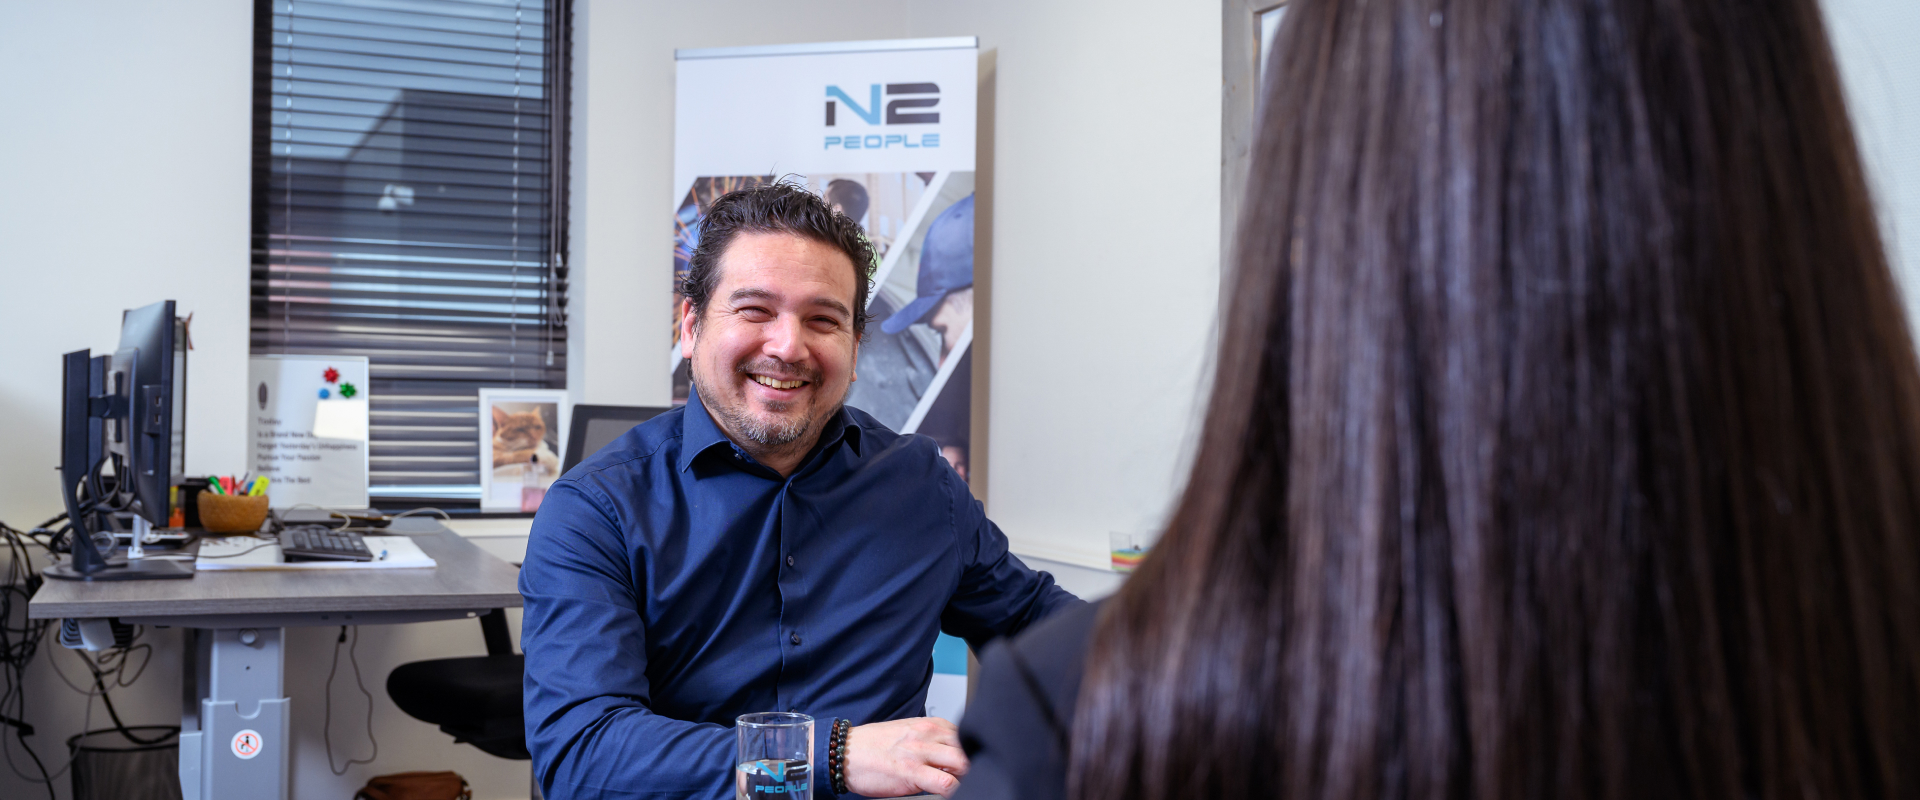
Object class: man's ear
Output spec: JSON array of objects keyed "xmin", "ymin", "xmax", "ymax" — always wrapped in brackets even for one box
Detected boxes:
[{"xmin": 678, "ymin": 300, "xmax": 700, "ymax": 359}]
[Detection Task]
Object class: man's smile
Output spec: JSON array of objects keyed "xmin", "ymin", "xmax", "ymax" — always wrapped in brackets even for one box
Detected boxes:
[{"xmin": 750, "ymin": 374, "xmax": 809, "ymax": 390}]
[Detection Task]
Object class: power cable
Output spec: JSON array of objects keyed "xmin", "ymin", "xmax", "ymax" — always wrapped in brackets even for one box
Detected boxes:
[
  {"xmin": 0, "ymin": 519, "xmax": 58, "ymax": 800},
  {"xmin": 324, "ymin": 625, "xmax": 379, "ymax": 775}
]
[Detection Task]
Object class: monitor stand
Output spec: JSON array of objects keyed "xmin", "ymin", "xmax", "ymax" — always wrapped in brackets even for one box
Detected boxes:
[
  {"xmin": 44, "ymin": 516, "xmax": 194, "ymax": 581},
  {"xmin": 44, "ymin": 558, "xmax": 195, "ymax": 581}
]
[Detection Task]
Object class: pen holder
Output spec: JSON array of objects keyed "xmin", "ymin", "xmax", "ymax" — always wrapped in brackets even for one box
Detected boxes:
[{"xmin": 197, "ymin": 493, "xmax": 270, "ymax": 534}]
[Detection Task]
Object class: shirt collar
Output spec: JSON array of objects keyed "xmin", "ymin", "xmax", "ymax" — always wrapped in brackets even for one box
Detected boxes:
[{"xmin": 677, "ymin": 390, "xmax": 864, "ymax": 474}]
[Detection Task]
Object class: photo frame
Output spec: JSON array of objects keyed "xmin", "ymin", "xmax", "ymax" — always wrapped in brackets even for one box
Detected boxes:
[{"xmin": 476, "ymin": 388, "xmax": 571, "ymax": 512}]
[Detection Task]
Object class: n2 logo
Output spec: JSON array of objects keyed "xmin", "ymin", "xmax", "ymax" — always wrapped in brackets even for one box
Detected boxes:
[{"xmin": 825, "ymin": 83, "xmax": 940, "ymax": 126}]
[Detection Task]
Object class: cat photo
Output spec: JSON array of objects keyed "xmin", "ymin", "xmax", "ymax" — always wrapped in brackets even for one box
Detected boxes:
[
  {"xmin": 492, "ymin": 405, "xmax": 557, "ymax": 468},
  {"xmin": 478, "ymin": 390, "xmax": 569, "ymax": 511}
]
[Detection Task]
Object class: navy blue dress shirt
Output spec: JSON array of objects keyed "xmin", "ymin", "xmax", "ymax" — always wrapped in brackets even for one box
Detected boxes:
[{"xmin": 519, "ymin": 393, "xmax": 1082, "ymax": 800}]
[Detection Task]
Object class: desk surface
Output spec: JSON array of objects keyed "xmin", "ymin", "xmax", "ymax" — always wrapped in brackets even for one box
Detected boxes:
[{"xmin": 29, "ymin": 527, "xmax": 522, "ymax": 624}]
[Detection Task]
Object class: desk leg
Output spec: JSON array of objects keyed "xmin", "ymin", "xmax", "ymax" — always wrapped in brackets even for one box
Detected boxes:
[{"xmin": 178, "ymin": 628, "xmax": 291, "ymax": 800}]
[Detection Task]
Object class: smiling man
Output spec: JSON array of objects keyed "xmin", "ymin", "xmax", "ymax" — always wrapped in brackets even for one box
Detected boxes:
[{"xmin": 519, "ymin": 182, "xmax": 1082, "ymax": 800}]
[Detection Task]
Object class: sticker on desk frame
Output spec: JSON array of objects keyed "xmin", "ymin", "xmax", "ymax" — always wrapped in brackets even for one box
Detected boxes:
[{"xmin": 232, "ymin": 729, "xmax": 263, "ymax": 760}]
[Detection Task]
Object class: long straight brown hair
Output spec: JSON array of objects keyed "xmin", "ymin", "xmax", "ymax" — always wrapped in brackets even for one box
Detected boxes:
[{"xmin": 1072, "ymin": 0, "xmax": 1920, "ymax": 798}]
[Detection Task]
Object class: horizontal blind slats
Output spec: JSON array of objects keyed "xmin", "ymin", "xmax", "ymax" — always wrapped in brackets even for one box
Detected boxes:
[
  {"xmin": 259, "ymin": 261, "xmax": 557, "ymax": 280},
  {"xmin": 267, "ymin": 67, "xmax": 543, "ymax": 100},
  {"xmin": 277, "ymin": 17, "xmax": 543, "ymax": 54},
  {"xmin": 271, "ymin": 113, "xmax": 550, "ymax": 143},
  {"xmin": 272, "ymin": 34, "xmax": 546, "ymax": 65},
  {"xmin": 279, "ymin": 2, "xmax": 547, "ymax": 38},
  {"xmin": 247, "ymin": 318, "xmax": 567, "ymax": 343},
  {"xmin": 273, "ymin": 52, "xmax": 546, "ymax": 88},
  {"xmin": 269, "ymin": 92, "xmax": 550, "ymax": 121},
  {"xmin": 265, "ymin": 145, "xmax": 549, "ymax": 174},
  {"xmin": 253, "ymin": 0, "xmax": 565, "ymax": 502},
  {"xmin": 259, "ymin": 200, "xmax": 555, "ymax": 226}
]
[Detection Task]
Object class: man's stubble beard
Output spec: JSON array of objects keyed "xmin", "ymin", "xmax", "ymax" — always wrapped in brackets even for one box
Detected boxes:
[{"xmin": 690, "ymin": 359, "xmax": 837, "ymax": 452}]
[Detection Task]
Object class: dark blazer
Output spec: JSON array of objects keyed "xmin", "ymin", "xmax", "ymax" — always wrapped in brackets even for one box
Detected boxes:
[{"xmin": 954, "ymin": 599, "xmax": 1103, "ymax": 800}]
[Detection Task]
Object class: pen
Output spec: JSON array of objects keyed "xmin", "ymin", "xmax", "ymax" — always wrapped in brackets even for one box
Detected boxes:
[{"xmin": 206, "ymin": 476, "xmax": 227, "ymax": 495}]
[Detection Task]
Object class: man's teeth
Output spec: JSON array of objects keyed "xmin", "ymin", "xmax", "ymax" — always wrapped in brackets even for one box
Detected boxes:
[{"xmin": 752, "ymin": 375, "xmax": 806, "ymax": 390}]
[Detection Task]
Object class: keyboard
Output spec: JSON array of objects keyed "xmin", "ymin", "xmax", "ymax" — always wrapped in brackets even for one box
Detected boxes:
[{"xmin": 281, "ymin": 526, "xmax": 374, "ymax": 562}]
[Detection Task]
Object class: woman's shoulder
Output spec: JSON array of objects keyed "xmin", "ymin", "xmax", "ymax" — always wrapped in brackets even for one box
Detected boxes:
[
  {"xmin": 997, "ymin": 598, "xmax": 1102, "ymax": 707},
  {"xmin": 955, "ymin": 600, "xmax": 1103, "ymax": 800}
]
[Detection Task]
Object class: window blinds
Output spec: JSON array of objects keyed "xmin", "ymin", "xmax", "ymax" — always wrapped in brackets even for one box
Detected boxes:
[{"xmin": 250, "ymin": 0, "xmax": 570, "ymax": 502}]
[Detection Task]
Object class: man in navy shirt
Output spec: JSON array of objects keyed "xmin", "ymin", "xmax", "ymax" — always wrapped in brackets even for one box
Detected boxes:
[{"xmin": 520, "ymin": 182, "xmax": 1081, "ymax": 800}]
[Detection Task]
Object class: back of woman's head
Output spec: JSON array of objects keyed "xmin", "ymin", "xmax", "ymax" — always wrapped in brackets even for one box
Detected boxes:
[{"xmin": 1073, "ymin": 0, "xmax": 1920, "ymax": 798}]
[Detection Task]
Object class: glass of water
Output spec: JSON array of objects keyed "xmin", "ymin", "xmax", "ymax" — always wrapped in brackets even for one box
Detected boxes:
[{"xmin": 736, "ymin": 712, "xmax": 813, "ymax": 800}]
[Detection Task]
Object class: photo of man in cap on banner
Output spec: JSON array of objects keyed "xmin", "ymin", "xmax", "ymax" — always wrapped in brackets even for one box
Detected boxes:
[
  {"xmin": 846, "ymin": 183, "xmax": 976, "ymax": 472},
  {"xmin": 879, "ymin": 193, "xmax": 974, "ymax": 482},
  {"xmin": 881, "ymin": 193, "xmax": 973, "ymax": 365}
]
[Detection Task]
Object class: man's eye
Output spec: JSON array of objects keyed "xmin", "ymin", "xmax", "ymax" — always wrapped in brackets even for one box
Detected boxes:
[
  {"xmin": 739, "ymin": 307, "xmax": 773, "ymax": 321},
  {"xmin": 810, "ymin": 317, "xmax": 842, "ymax": 330}
]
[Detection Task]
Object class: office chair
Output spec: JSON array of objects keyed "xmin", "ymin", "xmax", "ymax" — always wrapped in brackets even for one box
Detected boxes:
[
  {"xmin": 386, "ymin": 609, "xmax": 528, "ymax": 760},
  {"xmin": 385, "ymin": 405, "xmax": 664, "ymax": 766}
]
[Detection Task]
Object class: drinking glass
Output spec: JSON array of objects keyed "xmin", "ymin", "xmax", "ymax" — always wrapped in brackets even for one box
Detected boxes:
[
  {"xmin": 736, "ymin": 712, "xmax": 813, "ymax": 800},
  {"xmin": 1110, "ymin": 531, "xmax": 1150, "ymax": 573}
]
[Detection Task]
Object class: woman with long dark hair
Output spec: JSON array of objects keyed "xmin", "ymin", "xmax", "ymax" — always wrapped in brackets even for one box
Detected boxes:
[{"xmin": 954, "ymin": 0, "xmax": 1920, "ymax": 798}]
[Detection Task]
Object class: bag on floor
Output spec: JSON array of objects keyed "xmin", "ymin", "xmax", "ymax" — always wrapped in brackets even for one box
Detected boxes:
[{"xmin": 353, "ymin": 770, "xmax": 473, "ymax": 800}]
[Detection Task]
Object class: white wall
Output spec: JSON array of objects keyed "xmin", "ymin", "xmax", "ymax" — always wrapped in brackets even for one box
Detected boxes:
[
  {"xmin": 1825, "ymin": 0, "xmax": 1920, "ymax": 328},
  {"xmin": 0, "ymin": 2, "xmax": 253, "ymax": 534},
  {"xmin": 903, "ymin": 0, "xmax": 1223, "ymax": 567},
  {"xmin": 0, "ymin": 7, "xmax": 255, "ymax": 799}
]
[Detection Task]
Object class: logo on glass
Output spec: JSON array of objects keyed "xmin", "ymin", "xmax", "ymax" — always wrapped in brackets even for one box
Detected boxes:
[{"xmin": 737, "ymin": 758, "xmax": 811, "ymax": 797}]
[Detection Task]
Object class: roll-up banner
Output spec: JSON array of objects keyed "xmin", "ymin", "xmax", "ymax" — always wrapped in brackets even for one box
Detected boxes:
[{"xmin": 672, "ymin": 38, "xmax": 980, "ymax": 484}]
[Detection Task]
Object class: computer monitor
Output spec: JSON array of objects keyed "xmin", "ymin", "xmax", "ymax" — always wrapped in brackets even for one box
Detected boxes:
[
  {"xmin": 563, "ymin": 405, "xmax": 669, "ymax": 473},
  {"xmin": 111, "ymin": 301, "xmax": 184, "ymax": 525},
  {"xmin": 46, "ymin": 300, "xmax": 194, "ymax": 581}
]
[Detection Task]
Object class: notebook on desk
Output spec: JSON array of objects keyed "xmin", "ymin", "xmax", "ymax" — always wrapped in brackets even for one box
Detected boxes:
[{"xmin": 193, "ymin": 535, "xmax": 437, "ymax": 571}]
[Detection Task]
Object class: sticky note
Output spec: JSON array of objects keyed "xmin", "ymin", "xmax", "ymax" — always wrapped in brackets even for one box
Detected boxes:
[{"xmin": 312, "ymin": 398, "xmax": 370, "ymax": 441}]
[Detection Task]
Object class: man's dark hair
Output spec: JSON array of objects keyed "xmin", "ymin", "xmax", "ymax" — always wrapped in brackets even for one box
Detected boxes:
[{"xmin": 681, "ymin": 181, "xmax": 877, "ymax": 337}]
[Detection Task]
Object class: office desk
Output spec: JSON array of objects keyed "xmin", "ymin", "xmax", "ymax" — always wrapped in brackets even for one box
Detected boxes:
[{"xmin": 29, "ymin": 526, "xmax": 522, "ymax": 800}]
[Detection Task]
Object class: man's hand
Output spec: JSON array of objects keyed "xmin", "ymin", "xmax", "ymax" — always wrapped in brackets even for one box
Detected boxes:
[{"xmin": 844, "ymin": 717, "xmax": 969, "ymax": 798}]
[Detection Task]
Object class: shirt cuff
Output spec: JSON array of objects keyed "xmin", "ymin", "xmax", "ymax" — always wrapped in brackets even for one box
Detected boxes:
[{"xmin": 814, "ymin": 716, "xmax": 842, "ymax": 799}]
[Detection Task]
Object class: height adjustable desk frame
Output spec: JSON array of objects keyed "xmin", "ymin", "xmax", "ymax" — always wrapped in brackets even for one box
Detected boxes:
[{"xmin": 28, "ymin": 527, "xmax": 523, "ymax": 800}]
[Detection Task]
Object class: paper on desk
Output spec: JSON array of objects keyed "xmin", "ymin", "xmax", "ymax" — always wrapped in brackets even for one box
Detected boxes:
[{"xmin": 193, "ymin": 536, "xmax": 436, "ymax": 571}]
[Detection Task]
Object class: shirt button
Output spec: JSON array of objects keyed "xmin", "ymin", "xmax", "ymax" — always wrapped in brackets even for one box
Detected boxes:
[
  {"xmin": 790, "ymin": 632, "xmax": 802, "ymax": 646},
  {"xmin": 786, "ymin": 555, "xmax": 796, "ymax": 567}
]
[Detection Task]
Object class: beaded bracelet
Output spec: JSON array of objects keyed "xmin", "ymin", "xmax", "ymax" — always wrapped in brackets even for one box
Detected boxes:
[
  {"xmin": 824, "ymin": 719, "xmax": 839, "ymax": 791},
  {"xmin": 827, "ymin": 717, "xmax": 852, "ymax": 795}
]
